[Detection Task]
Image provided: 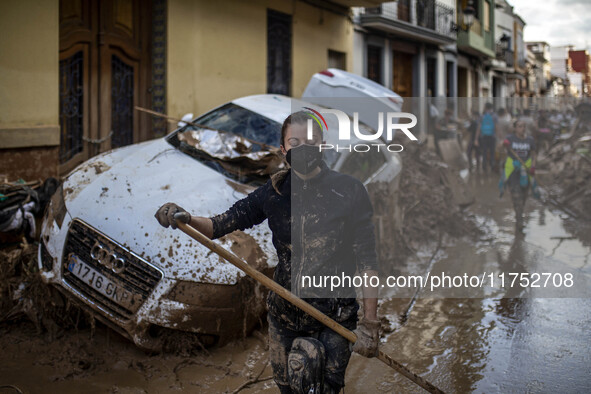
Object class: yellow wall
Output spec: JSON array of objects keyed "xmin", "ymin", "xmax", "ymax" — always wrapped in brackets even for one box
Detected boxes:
[
  {"xmin": 0, "ymin": 0, "xmax": 59, "ymax": 138},
  {"xmin": 167, "ymin": 0, "xmax": 353, "ymax": 120}
]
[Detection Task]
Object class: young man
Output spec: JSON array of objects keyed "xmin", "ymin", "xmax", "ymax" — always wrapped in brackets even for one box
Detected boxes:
[
  {"xmin": 155, "ymin": 111, "xmax": 380, "ymax": 393},
  {"xmin": 475, "ymin": 103, "xmax": 498, "ymax": 172},
  {"xmin": 501, "ymin": 120, "xmax": 537, "ymax": 232}
]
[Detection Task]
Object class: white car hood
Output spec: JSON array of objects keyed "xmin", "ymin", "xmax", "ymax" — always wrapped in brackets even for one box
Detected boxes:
[{"xmin": 62, "ymin": 138, "xmax": 277, "ymax": 285}]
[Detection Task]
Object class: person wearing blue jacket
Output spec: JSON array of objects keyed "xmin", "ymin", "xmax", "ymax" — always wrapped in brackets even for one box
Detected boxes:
[{"xmin": 475, "ymin": 102, "xmax": 498, "ymax": 173}]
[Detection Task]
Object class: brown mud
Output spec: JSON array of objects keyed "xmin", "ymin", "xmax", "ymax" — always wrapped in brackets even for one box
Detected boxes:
[
  {"xmin": 1, "ymin": 153, "xmax": 590, "ymax": 393},
  {"xmin": 0, "ymin": 321, "xmax": 275, "ymax": 393},
  {"xmin": 0, "ymin": 241, "xmax": 91, "ymax": 336},
  {"xmin": 391, "ymin": 142, "xmax": 481, "ymax": 266}
]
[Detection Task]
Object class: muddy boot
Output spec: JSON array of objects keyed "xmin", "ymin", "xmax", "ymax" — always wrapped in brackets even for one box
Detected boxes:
[
  {"xmin": 510, "ymin": 185, "xmax": 526, "ymax": 233},
  {"xmin": 515, "ymin": 216, "xmax": 524, "ymax": 233},
  {"xmin": 323, "ymin": 383, "xmax": 340, "ymax": 393},
  {"xmin": 288, "ymin": 337, "xmax": 326, "ymax": 394}
]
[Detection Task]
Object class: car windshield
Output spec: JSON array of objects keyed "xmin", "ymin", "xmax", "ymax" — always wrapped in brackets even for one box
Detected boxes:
[
  {"xmin": 165, "ymin": 104, "xmax": 284, "ymax": 185},
  {"xmin": 165, "ymin": 103, "xmax": 349, "ymax": 185},
  {"xmin": 196, "ymin": 103, "xmax": 281, "ymax": 147}
]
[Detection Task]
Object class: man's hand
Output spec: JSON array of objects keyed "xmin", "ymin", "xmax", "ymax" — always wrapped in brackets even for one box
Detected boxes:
[
  {"xmin": 155, "ymin": 203, "xmax": 191, "ymax": 229},
  {"xmin": 529, "ymin": 166, "xmax": 535, "ymax": 175},
  {"xmin": 352, "ymin": 317, "xmax": 380, "ymax": 358}
]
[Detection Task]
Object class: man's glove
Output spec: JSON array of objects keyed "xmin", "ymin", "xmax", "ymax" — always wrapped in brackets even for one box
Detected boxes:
[
  {"xmin": 529, "ymin": 166, "xmax": 535, "ymax": 175},
  {"xmin": 352, "ymin": 317, "xmax": 380, "ymax": 358},
  {"xmin": 503, "ymin": 139, "xmax": 511, "ymax": 148},
  {"xmin": 155, "ymin": 203, "xmax": 190, "ymax": 229}
]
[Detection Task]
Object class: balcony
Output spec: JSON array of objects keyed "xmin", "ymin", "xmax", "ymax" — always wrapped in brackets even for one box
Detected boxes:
[
  {"xmin": 456, "ymin": 17, "xmax": 495, "ymax": 58},
  {"xmin": 359, "ymin": 0, "xmax": 457, "ymax": 45},
  {"xmin": 496, "ymin": 46, "xmax": 514, "ymax": 68}
]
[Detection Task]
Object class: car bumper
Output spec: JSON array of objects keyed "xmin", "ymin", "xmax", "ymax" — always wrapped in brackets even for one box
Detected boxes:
[{"xmin": 38, "ymin": 220, "xmax": 268, "ymax": 351}]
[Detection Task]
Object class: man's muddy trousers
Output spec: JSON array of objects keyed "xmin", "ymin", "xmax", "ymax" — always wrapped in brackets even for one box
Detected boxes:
[
  {"xmin": 480, "ymin": 135, "xmax": 496, "ymax": 171},
  {"xmin": 510, "ymin": 183, "xmax": 529, "ymax": 230},
  {"xmin": 268, "ymin": 313, "xmax": 357, "ymax": 393}
]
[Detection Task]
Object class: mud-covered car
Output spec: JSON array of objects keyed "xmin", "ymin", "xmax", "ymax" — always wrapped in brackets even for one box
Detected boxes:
[{"xmin": 38, "ymin": 91, "xmax": 402, "ymax": 350}]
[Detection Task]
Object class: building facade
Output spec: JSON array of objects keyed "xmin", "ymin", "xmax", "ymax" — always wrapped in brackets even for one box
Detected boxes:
[
  {"xmin": 455, "ymin": 0, "xmax": 496, "ymax": 116},
  {"xmin": 0, "ymin": 0, "xmax": 381, "ymax": 180},
  {"xmin": 490, "ymin": 0, "xmax": 515, "ymax": 107},
  {"xmin": 569, "ymin": 49, "xmax": 591, "ymax": 97},
  {"xmin": 353, "ymin": 0, "xmax": 458, "ymax": 134},
  {"xmin": 526, "ymin": 41, "xmax": 551, "ymax": 97},
  {"xmin": 550, "ymin": 45, "xmax": 573, "ymax": 80}
]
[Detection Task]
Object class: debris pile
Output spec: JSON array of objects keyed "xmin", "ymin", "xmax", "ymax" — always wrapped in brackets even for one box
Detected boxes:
[
  {"xmin": 538, "ymin": 133, "xmax": 591, "ymax": 220},
  {"xmin": 0, "ymin": 177, "xmax": 59, "ymax": 240},
  {"xmin": 392, "ymin": 141, "xmax": 480, "ymax": 264},
  {"xmin": 0, "ymin": 240, "xmax": 89, "ymax": 336}
]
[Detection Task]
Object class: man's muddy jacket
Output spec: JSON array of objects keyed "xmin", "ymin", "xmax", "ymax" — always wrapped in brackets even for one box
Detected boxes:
[{"xmin": 210, "ymin": 161, "xmax": 378, "ymax": 331}]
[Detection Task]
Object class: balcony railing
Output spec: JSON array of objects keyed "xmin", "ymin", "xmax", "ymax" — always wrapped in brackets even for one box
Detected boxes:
[
  {"xmin": 434, "ymin": 2, "xmax": 455, "ymax": 38},
  {"xmin": 496, "ymin": 46, "xmax": 514, "ymax": 68},
  {"xmin": 361, "ymin": 1, "xmax": 456, "ymax": 40}
]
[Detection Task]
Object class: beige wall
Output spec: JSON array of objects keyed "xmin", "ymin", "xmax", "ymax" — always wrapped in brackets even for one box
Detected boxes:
[
  {"xmin": 167, "ymin": 0, "xmax": 353, "ymax": 120},
  {"xmin": 0, "ymin": 0, "xmax": 59, "ymax": 179},
  {"xmin": 0, "ymin": 0, "xmax": 59, "ymax": 137}
]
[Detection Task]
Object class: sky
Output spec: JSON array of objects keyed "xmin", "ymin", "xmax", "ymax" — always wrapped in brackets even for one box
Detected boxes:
[{"xmin": 510, "ymin": 0, "xmax": 591, "ymax": 50}]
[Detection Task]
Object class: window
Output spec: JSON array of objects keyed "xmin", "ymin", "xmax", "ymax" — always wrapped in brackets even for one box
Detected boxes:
[
  {"xmin": 398, "ymin": 0, "xmax": 410, "ymax": 22},
  {"xmin": 367, "ymin": 45, "xmax": 382, "ymax": 84},
  {"xmin": 267, "ymin": 9, "xmax": 292, "ymax": 95},
  {"xmin": 328, "ymin": 50, "xmax": 346, "ymax": 70},
  {"xmin": 59, "ymin": 51, "xmax": 84, "ymax": 163},
  {"xmin": 111, "ymin": 55, "xmax": 134, "ymax": 148}
]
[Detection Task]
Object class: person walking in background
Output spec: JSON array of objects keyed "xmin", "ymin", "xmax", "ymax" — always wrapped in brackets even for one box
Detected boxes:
[
  {"xmin": 500, "ymin": 120, "xmax": 537, "ymax": 232},
  {"xmin": 475, "ymin": 103, "xmax": 498, "ymax": 173},
  {"xmin": 535, "ymin": 110, "xmax": 552, "ymax": 152},
  {"xmin": 466, "ymin": 109, "xmax": 481, "ymax": 172},
  {"xmin": 496, "ymin": 108, "xmax": 513, "ymax": 167}
]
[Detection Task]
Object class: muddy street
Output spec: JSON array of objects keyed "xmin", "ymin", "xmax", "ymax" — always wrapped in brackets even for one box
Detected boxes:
[
  {"xmin": 1, "ymin": 173, "xmax": 590, "ymax": 393},
  {"xmin": 346, "ymin": 173, "xmax": 591, "ymax": 393}
]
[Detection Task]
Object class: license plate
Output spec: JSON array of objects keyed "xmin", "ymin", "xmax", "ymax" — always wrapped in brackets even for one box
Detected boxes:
[{"xmin": 67, "ymin": 255, "xmax": 142, "ymax": 312}]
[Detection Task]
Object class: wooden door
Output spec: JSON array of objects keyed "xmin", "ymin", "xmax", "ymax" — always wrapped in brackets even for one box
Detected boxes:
[
  {"xmin": 59, "ymin": 0, "xmax": 152, "ymax": 174},
  {"xmin": 392, "ymin": 51, "xmax": 413, "ymax": 98}
]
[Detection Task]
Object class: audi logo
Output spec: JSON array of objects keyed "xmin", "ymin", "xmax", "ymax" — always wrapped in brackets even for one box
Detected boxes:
[{"xmin": 90, "ymin": 240, "xmax": 127, "ymax": 274}]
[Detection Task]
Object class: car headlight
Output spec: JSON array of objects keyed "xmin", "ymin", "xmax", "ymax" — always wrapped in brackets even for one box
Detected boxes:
[
  {"xmin": 40, "ymin": 240, "xmax": 54, "ymax": 271},
  {"xmin": 49, "ymin": 183, "xmax": 67, "ymax": 229}
]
